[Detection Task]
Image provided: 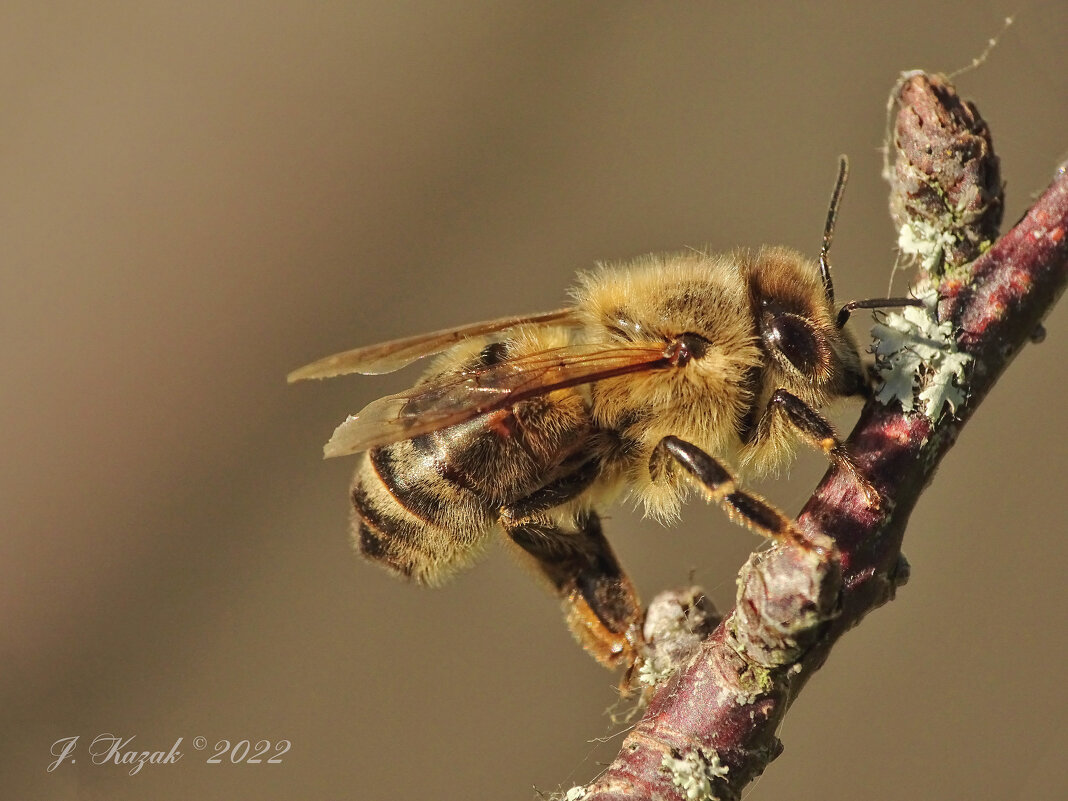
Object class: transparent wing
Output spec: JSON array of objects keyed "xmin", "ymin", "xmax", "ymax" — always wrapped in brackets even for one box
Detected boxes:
[
  {"xmin": 287, "ymin": 308, "xmax": 581, "ymax": 381},
  {"xmin": 323, "ymin": 343, "xmax": 671, "ymax": 457}
]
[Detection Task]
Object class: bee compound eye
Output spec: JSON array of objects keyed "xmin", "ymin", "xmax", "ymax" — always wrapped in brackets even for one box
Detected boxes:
[{"xmin": 764, "ymin": 312, "xmax": 821, "ymax": 375}]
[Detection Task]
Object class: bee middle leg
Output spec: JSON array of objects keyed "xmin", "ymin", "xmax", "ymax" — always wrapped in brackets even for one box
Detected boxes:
[
  {"xmin": 652, "ymin": 435, "xmax": 815, "ymax": 550},
  {"xmin": 501, "ymin": 506, "xmax": 642, "ymax": 671}
]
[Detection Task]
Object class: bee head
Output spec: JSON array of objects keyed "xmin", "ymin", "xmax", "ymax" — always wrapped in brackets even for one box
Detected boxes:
[{"xmin": 747, "ymin": 246, "xmax": 866, "ymax": 399}]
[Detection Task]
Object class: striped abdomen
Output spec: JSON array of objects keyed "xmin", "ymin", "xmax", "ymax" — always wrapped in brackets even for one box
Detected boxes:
[{"xmin": 351, "ymin": 398, "xmax": 591, "ymax": 585}]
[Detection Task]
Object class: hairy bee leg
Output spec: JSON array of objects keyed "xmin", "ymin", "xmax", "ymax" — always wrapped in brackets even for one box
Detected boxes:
[
  {"xmin": 498, "ymin": 458, "xmax": 601, "ymax": 525},
  {"xmin": 501, "ymin": 510, "xmax": 642, "ymax": 670},
  {"xmin": 764, "ymin": 389, "xmax": 879, "ymax": 506},
  {"xmin": 653, "ymin": 435, "xmax": 813, "ymax": 550}
]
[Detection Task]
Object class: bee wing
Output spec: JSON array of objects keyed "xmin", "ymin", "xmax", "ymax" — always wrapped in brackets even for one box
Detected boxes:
[
  {"xmin": 323, "ymin": 343, "xmax": 670, "ymax": 457},
  {"xmin": 287, "ymin": 308, "xmax": 581, "ymax": 381}
]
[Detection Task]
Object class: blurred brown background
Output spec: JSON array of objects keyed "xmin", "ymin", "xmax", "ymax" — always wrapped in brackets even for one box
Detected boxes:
[{"xmin": 2, "ymin": 2, "xmax": 1065, "ymax": 799}]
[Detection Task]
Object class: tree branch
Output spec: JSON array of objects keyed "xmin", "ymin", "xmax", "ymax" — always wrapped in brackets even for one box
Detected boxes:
[{"xmin": 568, "ymin": 73, "xmax": 1067, "ymax": 801}]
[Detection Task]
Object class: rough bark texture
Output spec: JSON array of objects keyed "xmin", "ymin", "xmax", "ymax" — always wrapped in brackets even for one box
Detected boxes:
[
  {"xmin": 570, "ymin": 74, "xmax": 1067, "ymax": 801},
  {"xmin": 888, "ymin": 72, "xmax": 1003, "ymax": 271}
]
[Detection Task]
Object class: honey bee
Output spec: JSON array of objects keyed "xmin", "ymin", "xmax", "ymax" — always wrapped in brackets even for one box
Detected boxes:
[{"xmin": 289, "ymin": 158, "xmax": 920, "ymax": 673}]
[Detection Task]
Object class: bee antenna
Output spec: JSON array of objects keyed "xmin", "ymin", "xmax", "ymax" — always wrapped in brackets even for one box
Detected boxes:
[
  {"xmin": 836, "ymin": 296, "xmax": 925, "ymax": 329},
  {"xmin": 819, "ymin": 155, "xmax": 850, "ymax": 308}
]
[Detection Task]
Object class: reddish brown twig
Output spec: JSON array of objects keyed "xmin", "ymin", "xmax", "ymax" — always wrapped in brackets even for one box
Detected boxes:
[{"xmin": 570, "ymin": 76, "xmax": 1067, "ymax": 801}]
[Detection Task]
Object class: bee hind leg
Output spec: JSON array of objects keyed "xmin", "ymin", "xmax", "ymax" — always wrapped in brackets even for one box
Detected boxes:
[
  {"xmin": 498, "ymin": 457, "xmax": 600, "ymax": 528},
  {"xmin": 652, "ymin": 435, "xmax": 818, "ymax": 551},
  {"xmin": 501, "ymin": 508, "xmax": 642, "ymax": 673}
]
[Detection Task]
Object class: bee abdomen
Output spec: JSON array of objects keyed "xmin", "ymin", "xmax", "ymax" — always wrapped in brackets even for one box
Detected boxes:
[
  {"xmin": 350, "ymin": 443, "xmax": 493, "ymax": 586},
  {"xmin": 350, "ymin": 485, "xmax": 412, "ymax": 577}
]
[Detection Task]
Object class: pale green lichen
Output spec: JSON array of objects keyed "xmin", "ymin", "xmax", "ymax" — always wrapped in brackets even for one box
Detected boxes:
[
  {"xmin": 637, "ymin": 588, "xmax": 719, "ymax": 689},
  {"xmin": 637, "ymin": 609, "xmax": 694, "ymax": 688},
  {"xmin": 730, "ymin": 661, "xmax": 774, "ymax": 705},
  {"xmin": 636, "ymin": 654, "xmax": 676, "ymax": 688},
  {"xmin": 872, "ymin": 289, "xmax": 971, "ymax": 420},
  {"xmin": 897, "ymin": 219, "xmax": 958, "ymax": 273},
  {"xmin": 637, "ymin": 600, "xmax": 692, "ymax": 688},
  {"xmin": 661, "ymin": 747, "xmax": 729, "ymax": 801},
  {"xmin": 895, "ymin": 178, "xmax": 995, "ymax": 275}
]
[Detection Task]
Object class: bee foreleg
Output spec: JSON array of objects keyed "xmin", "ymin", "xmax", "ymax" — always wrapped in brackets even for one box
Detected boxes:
[
  {"xmin": 763, "ymin": 389, "xmax": 879, "ymax": 507},
  {"xmin": 653, "ymin": 435, "xmax": 812, "ymax": 549},
  {"xmin": 502, "ymin": 510, "xmax": 642, "ymax": 671}
]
